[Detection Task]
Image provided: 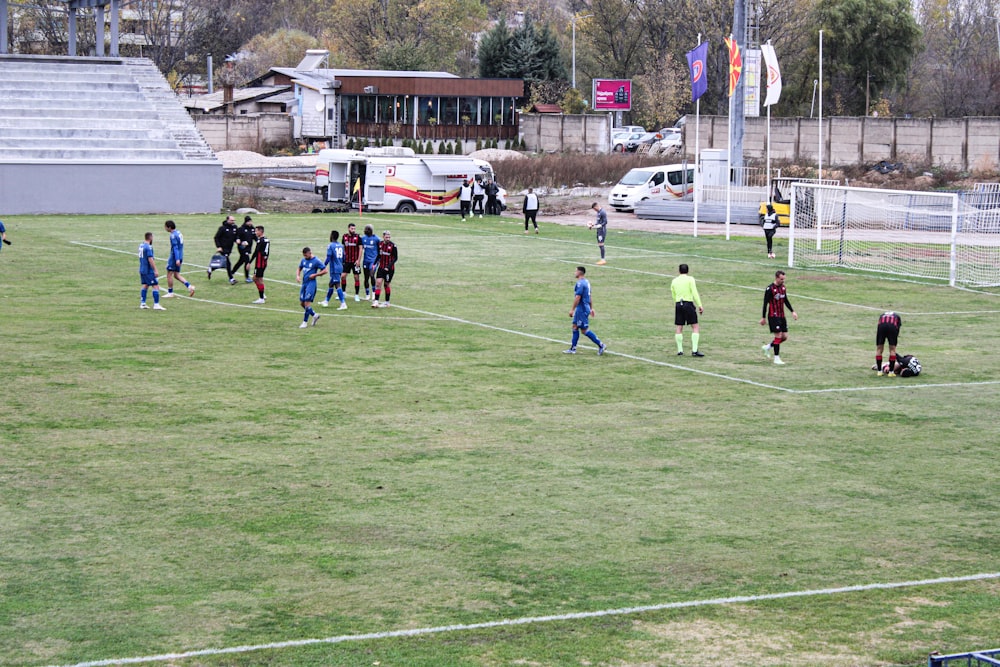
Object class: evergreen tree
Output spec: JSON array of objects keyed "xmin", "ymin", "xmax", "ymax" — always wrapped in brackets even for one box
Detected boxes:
[{"xmin": 478, "ymin": 18, "xmax": 511, "ymax": 78}]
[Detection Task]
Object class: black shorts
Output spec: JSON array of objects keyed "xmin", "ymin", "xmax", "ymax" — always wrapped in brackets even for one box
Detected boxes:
[
  {"xmin": 344, "ymin": 262, "xmax": 361, "ymax": 275},
  {"xmin": 377, "ymin": 267, "xmax": 394, "ymax": 283},
  {"xmin": 768, "ymin": 316, "xmax": 788, "ymax": 333},
  {"xmin": 674, "ymin": 301, "xmax": 698, "ymax": 326},
  {"xmin": 876, "ymin": 322, "xmax": 899, "ymax": 346},
  {"xmin": 596, "ymin": 229, "xmax": 606, "ymax": 243}
]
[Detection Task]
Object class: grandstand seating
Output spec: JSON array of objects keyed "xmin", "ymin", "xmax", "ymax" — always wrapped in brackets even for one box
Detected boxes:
[{"xmin": 0, "ymin": 54, "xmax": 220, "ymax": 214}]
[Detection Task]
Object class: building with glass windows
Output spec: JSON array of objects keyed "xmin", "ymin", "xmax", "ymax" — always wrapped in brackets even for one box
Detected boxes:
[{"xmin": 252, "ymin": 51, "xmax": 524, "ymax": 148}]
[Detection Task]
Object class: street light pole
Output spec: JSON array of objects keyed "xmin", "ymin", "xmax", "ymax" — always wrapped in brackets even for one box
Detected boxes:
[{"xmin": 571, "ymin": 13, "xmax": 593, "ymax": 90}]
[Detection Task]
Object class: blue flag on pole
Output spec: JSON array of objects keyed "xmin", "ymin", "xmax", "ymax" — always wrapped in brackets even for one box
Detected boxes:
[{"xmin": 686, "ymin": 42, "xmax": 709, "ymax": 103}]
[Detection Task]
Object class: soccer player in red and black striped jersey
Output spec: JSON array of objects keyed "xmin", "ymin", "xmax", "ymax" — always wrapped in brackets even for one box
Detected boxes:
[
  {"xmin": 250, "ymin": 225, "xmax": 269, "ymax": 303},
  {"xmin": 874, "ymin": 311, "xmax": 902, "ymax": 375},
  {"xmin": 341, "ymin": 222, "xmax": 362, "ymax": 302},
  {"xmin": 759, "ymin": 270, "xmax": 798, "ymax": 365},
  {"xmin": 371, "ymin": 231, "xmax": 398, "ymax": 308}
]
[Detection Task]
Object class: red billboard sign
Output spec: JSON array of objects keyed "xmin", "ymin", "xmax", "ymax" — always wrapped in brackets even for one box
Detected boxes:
[{"xmin": 592, "ymin": 79, "xmax": 632, "ymax": 111}]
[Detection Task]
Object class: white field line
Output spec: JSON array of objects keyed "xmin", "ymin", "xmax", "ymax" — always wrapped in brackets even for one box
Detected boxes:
[
  {"xmin": 549, "ymin": 258, "xmax": 1000, "ymax": 317},
  {"xmin": 48, "ymin": 571, "xmax": 1000, "ymax": 667},
  {"xmin": 392, "ymin": 304, "xmax": 794, "ymax": 393},
  {"xmin": 794, "ymin": 379, "xmax": 1000, "ymax": 394}
]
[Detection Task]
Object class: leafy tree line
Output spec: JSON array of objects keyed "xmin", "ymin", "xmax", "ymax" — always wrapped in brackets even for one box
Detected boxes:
[{"xmin": 5, "ymin": 0, "xmax": 998, "ymax": 119}]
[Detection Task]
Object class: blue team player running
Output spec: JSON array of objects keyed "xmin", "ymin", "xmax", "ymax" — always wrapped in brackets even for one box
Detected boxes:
[
  {"xmin": 321, "ymin": 229, "xmax": 348, "ymax": 310},
  {"xmin": 296, "ymin": 246, "xmax": 327, "ymax": 328},
  {"xmin": 359, "ymin": 224, "xmax": 380, "ymax": 300},
  {"xmin": 162, "ymin": 220, "xmax": 195, "ymax": 298},
  {"xmin": 564, "ymin": 265, "xmax": 606, "ymax": 355},
  {"xmin": 138, "ymin": 231, "xmax": 166, "ymax": 311}
]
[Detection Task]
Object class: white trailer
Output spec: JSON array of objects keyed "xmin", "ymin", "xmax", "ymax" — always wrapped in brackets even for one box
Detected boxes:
[{"xmin": 314, "ymin": 147, "xmax": 504, "ymax": 213}]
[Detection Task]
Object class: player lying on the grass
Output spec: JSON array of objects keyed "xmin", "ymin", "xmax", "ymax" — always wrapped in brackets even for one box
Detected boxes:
[
  {"xmin": 873, "ymin": 311, "xmax": 901, "ymax": 376},
  {"xmin": 880, "ymin": 354, "xmax": 922, "ymax": 377},
  {"xmin": 564, "ymin": 265, "xmax": 607, "ymax": 356}
]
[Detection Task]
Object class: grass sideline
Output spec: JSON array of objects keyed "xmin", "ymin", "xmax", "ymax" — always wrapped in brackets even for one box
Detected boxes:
[{"xmin": 1, "ymin": 212, "xmax": 998, "ymax": 667}]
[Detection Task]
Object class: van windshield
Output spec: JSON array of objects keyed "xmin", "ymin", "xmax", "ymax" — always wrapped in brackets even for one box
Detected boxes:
[{"xmin": 619, "ymin": 169, "xmax": 653, "ymax": 186}]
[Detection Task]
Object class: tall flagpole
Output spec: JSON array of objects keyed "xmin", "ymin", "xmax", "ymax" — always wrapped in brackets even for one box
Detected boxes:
[
  {"xmin": 765, "ymin": 42, "xmax": 772, "ymax": 205},
  {"xmin": 816, "ymin": 29, "xmax": 824, "ymax": 250},
  {"xmin": 725, "ymin": 34, "xmax": 733, "ymax": 241},
  {"xmin": 693, "ymin": 33, "xmax": 701, "ymax": 238}
]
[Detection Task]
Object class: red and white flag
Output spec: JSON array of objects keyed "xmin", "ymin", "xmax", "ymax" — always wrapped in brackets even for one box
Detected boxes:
[{"xmin": 761, "ymin": 43, "xmax": 782, "ymax": 107}]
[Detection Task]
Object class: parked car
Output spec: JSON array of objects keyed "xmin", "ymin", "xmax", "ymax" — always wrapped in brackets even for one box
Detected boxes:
[
  {"xmin": 613, "ymin": 125, "xmax": 646, "ymax": 135},
  {"xmin": 626, "ymin": 132, "xmax": 662, "ymax": 152},
  {"xmin": 612, "ymin": 131, "xmax": 646, "ymax": 152},
  {"xmin": 658, "ymin": 127, "xmax": 682, "ymax": 152}
]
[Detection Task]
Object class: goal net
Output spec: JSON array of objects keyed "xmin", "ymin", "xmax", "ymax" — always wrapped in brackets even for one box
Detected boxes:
[{"xmin": 788, "ymin": 183, "xmax": 1000, "ymax": 287}]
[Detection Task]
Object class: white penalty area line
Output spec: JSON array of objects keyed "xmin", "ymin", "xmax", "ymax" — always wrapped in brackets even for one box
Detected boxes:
[{"xmin": 49, "ymin": 571, "xmax": 1000, "ymax": 667}]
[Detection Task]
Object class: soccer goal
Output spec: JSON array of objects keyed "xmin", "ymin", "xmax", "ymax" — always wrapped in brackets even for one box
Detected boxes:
[{"xmin": 788, "ymin": 183, "xmax": 1000, "ymax": 287}]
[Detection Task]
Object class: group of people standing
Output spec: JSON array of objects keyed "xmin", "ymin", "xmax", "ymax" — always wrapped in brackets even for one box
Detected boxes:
[
  {"xmin": 458, "ymin": 177, "xmax": 502, "ymax": 221},
  {"xmin": 296, "ymin": 223, "xmax": 398, "ymax": 328}
]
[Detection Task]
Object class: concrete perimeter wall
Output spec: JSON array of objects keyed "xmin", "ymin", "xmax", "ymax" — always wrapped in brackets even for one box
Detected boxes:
[
  {"xmin": 685, "ymin": 115, "xmax": 1000, "ymax": 170},
  {"xmin": 192, "ymin": 114, "xmax": 295, "ymax": 152},
  {"xmin": 0, "ymin": 162, "xmax": 222, "ymax": 214},
  {"xmin": 521, "ymin": 113, "xmax": 612, "ymax": 153}
]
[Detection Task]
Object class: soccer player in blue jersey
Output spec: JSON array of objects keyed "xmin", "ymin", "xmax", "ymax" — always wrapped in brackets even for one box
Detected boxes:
[
  {"xmin": 162, "ymin": 220, "xmax": 195, "ymax": 298},
  {"xmin": 360, "ymin": 224, "xmax": 380, "ymax": 300},
  {"xmin": 296, "ymin": 246, "xmax": 327, "ymax": 328},
  {"xmin": 564, "ymin": 265, "xmax": 606, "ymax": 355},
  {"xmin": 321, "ymin": 229, "xmax": 348, "ymax": 310},
  {"xmin": 138, "ymin": 232, "xmax": 165, "ymax": 310}
]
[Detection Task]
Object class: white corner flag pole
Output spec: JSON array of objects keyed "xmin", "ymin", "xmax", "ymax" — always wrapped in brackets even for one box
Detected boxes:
[{"xmin": 693, "ymin": 33, "xmax": 702, "ymax": 238}]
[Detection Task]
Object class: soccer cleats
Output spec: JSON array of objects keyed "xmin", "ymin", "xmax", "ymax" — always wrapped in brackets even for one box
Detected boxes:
[
  {"xmin": 161, "ymin": 292, "xmax": 176, "ymax": 298},
  {"xmin": 320, "ymin": 300, "xmax": 329, "ymax": 307},
  {"xmin": 773, "ymin": 356, "xmax": 785, "ymax": 365},
  {"xmin": 762, "ymin": 343, "xmax": 772, "ymax": 357},
  {"xmin": 312, "ymin": 313, "xmax": 321, "ymax": 326},
  {"xmin": 252, "ymin": 298, "xmax": 266, "ymax": 304},
  {"xmin": 188, "ymin": 285, "xmax": 196, "ymax": 297},
  {"xmin": 692, "ymin": 351, "xmax": 705, "ymax": 357},
  {"xmin": 299, "ymin": 321, "xmax": 309, "ymax": 328},
  {"xmin": 354, "ymin": 294, "xmax": 361, "ymax": 302},
  {"xmin": 139, "ymin": 303, "xmax": 150, "ymax": 309},
  {"xmin": 563, "ymin": 348, "xmax": 577, "ymax": 354},
  {"xmin": 598, "ymin": 342, "xmax": 607, "ymax": 356},
  {"xmin": 152, "ymin": 303, "xmax": 166, "ymax": 311},
  {"xmin": 596, "ymin": 259, "xmax": 607, "ymax": 265},
  {"xmin": 337, "ymin": 303, "xmax": 348, "ymax": 310}
]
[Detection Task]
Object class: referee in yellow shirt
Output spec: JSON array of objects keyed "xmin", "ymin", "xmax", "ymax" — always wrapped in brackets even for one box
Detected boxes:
[{"xmin": 670, "ymin": 263, "xmax": 704, "ymax": 356}]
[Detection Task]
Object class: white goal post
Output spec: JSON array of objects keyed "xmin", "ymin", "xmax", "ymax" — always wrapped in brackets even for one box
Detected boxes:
[{"xmin": 788, "ymin": 183, "xmax": 1000, "ymax": 287}]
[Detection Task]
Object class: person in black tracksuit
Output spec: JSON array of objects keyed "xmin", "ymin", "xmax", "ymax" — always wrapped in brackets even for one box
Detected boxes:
[
  {"xmin": 485, "ymin": 179, "xmax": 500, "ymax": 215},
  {"xmin": 230, "ymin": 215, "xmax": 256, "ymax": 283},
  {"xmin": 211, "ymin": 215, "xmax": 239, "ymax": 283}
]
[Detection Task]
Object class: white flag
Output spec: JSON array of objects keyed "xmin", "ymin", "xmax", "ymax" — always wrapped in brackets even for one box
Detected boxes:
[{"xmin": 761, "ymin": 42, "xmax": 782, "ymax": 107}]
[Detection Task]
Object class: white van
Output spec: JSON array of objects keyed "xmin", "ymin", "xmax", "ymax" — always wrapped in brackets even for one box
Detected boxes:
[{"xmin": 608, "ymin": 164, "xmax": 695, "ymax": 212}]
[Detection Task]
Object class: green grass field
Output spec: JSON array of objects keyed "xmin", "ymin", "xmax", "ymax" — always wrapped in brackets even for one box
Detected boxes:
[{"xmin": 1, "ymin": 212, "xmax": 998, "ymax": 667}]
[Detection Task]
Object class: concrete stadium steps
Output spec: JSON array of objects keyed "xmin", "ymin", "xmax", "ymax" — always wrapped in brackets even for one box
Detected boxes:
[
  {"xmin": 0, "ymin": 54, "xmax": 221, "ymax": 214},
  {"xmin": 0, "ymin": 54, "xmax": 217, "ymax": 163}
]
